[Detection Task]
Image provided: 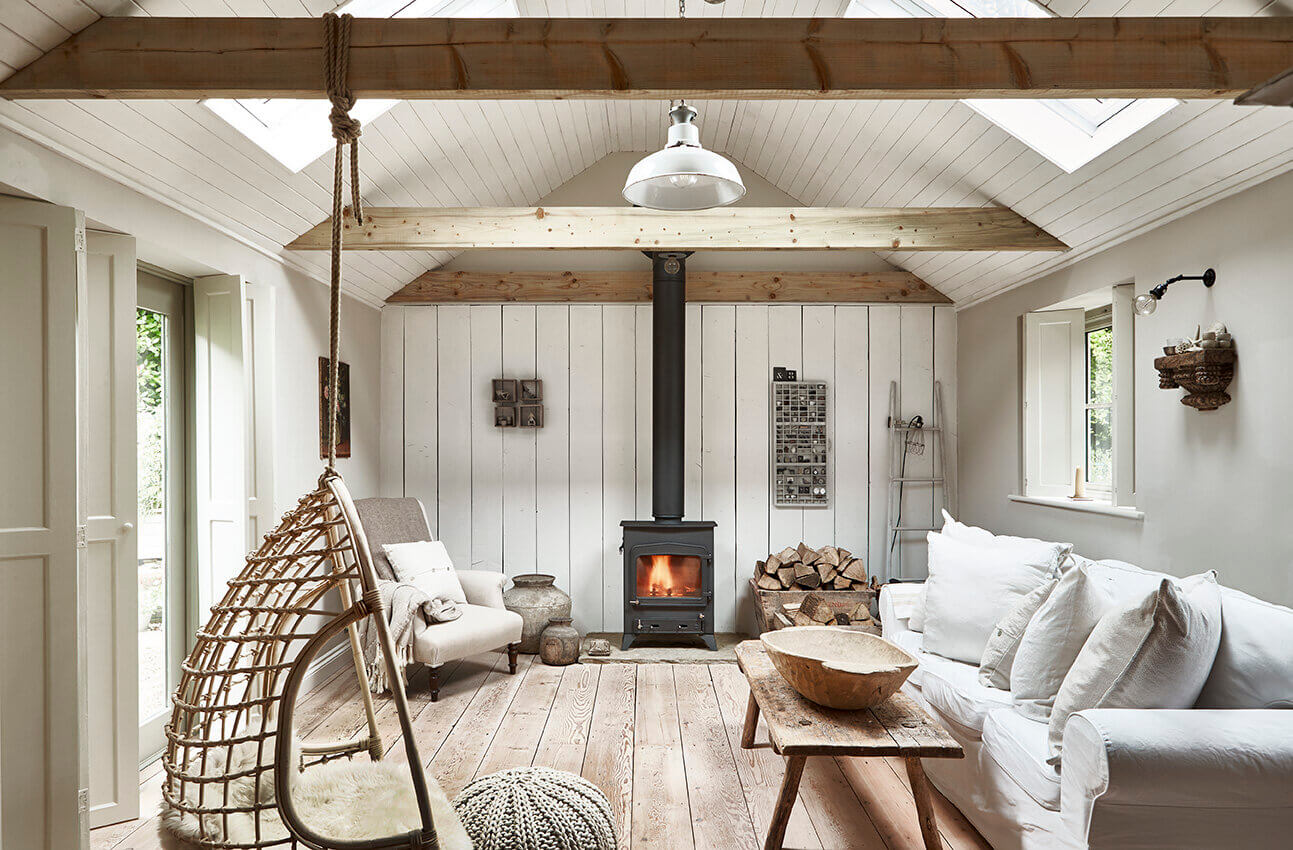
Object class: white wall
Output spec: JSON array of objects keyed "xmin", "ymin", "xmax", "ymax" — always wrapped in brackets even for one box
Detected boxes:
[
  {"xmin": 0, "ymin": 126, "xmax": 384, "ymax": 512},
  {"xmin": 382, "ymin": 302, "xmax": 956, "ymax": 634},
  {"xmin": 957, "ymin": 168, "xmax": 1293, "ymax": 606}
]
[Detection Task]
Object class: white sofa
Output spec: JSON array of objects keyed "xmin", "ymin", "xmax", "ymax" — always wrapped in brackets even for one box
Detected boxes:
[{"xmin": 880, "ymin": 573, "xmax": 1293, "ymax": 850}]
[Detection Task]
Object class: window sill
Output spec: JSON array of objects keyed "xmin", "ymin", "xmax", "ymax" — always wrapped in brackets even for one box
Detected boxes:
[{"xmin": 1007, "ymin": 494, "xmax": 1144, "ymax": 521}]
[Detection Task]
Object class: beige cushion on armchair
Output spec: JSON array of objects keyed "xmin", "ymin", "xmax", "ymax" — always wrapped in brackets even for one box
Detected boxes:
[
  {"xmin": 413, "ymin": 605, "xmax": 523, "ymax": 667},
  {"xmin": 455, "ymin": 569, "xmax": 508, "ymax": 609}
]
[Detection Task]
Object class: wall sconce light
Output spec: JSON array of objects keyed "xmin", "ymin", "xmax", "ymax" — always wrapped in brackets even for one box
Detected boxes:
[{"xmin": 1134, "ymin": 268, "xmax": 1216, "ymax": 316}]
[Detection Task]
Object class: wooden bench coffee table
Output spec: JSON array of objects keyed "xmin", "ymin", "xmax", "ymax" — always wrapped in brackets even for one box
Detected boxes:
[{"xmin": 736, "ymin": 640, "xmax": 963, "ymax": 850}]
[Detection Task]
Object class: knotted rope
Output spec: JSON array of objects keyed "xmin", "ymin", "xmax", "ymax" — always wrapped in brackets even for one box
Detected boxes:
[{"xmin": 322, "ymin": 12, "xmax": 363, "ymax": 473}]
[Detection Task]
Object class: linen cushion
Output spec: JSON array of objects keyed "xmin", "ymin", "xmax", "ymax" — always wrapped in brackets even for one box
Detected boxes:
[
  {"xmin": 1010, "ymin": 559, "xmax": 1164, "ymax": 722},
  {"xmin": 1047, "ymin": 572, "xmax": 1223, "ymax": 762},
  {"xmin": 922, "ymin": 532, "xmax": 1061, "ymax": 665},
  {"xmin": 384, "ymin": 540, "xmax": 467, "ymax": 604},
  {"xmin": 413, "ymin": 604, "xmax": 523, "ymax": 666},
  {"xmin": 981, "ymin": 708, "xmax": 1061, "ymax": 811},
  {"xmin": 940, "ymin": 510, "xmax": 1074, "ymax": 567},
  {"xmin": 979, "ymin": 575, "xmax": 1059, "ymax": 690},
  {"xmin": 921, "ymin": 659, "xmax": 1014, "ymax": 737},
  {"xmin": 354, "ymin": 497, "xmax": 434, "ymax": 581},
  {"xmin": 1195, "ymin": 586, "xmax": 1293, "ymax": 709}
]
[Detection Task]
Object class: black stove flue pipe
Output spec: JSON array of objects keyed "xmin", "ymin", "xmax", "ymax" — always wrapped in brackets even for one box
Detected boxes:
[{"xmin": 647, "ymin": 251, "xmax": 691, "ymax": 523}]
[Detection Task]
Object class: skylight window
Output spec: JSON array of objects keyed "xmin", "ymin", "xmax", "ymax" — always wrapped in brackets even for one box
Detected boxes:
[
  {"xmin": 844, "ymin": 0, "xmax": 1178, "ymax": 172},
  {"xmin": 205, "ymin": 0, "xmax": 519, "ymax": 173}
]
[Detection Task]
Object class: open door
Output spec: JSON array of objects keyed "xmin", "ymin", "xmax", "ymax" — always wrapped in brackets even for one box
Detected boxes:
[
  {"xmin": 83, "ymin": 231, "xmax": 140, "ymax": 827},
  {"xmin": 0, "ymin": 197, "xmax": 88, "ymax": 848}
]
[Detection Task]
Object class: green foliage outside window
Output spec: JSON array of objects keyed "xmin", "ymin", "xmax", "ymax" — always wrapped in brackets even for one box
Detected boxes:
[{"xmin": 1086, "ymin": 327, "xmax": 1113, "ymax": 484}]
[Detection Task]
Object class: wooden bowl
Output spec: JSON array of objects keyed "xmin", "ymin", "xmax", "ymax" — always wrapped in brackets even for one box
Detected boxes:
[{"xmin": 760, "ymin": 627, "xmax": 919, "ymax": 710}]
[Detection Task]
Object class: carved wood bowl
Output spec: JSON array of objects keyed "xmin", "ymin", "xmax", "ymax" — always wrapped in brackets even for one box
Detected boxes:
[{"xmin": 760, "ymin": 627, "xmax": 919, "ymax": 710}]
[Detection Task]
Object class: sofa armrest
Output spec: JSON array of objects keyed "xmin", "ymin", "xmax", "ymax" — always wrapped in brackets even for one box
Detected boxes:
[
  {"xmin": 879, "ymin": 581, "xmax": 923, "ymax": 641},
  {"xmin": 455, "ymin": 570, "xmax": 507, "ymax": 609},
  {"xmin": 1061, "ymin": 709, "xmax": 1293, "ymax": 848}
]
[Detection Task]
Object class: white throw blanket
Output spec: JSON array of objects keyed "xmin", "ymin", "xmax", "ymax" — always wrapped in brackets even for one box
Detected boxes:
[{"xmin": 360, "ymin": 579, "xmax": 461, "ymax": 694}]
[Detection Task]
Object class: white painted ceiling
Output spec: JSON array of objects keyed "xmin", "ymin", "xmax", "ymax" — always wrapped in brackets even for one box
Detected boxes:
[{"xmin": 2, "ymin": 0, "xmax": 1291, "ymax": 308}]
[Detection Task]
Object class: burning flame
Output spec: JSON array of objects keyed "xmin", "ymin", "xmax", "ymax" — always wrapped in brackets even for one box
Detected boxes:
[{"xmin": 639, "ymin": 554, "xmax": 701, "ymax": 598}]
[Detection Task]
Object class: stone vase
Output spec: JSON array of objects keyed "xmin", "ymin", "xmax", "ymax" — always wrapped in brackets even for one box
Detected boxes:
[
  {"xmin": 503, "ymin": 573, "xmax": 571, "ymax": 653},
  {"xmin": 539, "ymin": 618, "xmax": 581, "ymax": 666}
]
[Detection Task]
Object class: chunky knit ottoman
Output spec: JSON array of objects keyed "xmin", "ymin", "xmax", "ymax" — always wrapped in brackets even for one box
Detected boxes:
[{"xmin": 452, "ymin": 766, "xmax": 616, "ymax": 850}]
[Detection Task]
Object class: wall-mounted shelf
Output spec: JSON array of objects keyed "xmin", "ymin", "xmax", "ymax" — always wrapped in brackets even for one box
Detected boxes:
[{"xmin": 1153, "ymin": 349, "xmax": 1236, "ymax": 411}]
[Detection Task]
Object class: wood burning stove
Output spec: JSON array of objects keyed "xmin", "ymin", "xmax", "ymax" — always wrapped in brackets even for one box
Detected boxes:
[{"xmin": 621, "ymin": 251, "xmax": 717, "ymax": 651}]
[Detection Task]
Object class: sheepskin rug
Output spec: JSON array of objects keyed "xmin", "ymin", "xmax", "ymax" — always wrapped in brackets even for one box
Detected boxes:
[{"xmin": 162, "ymin": 738, "xmax": 469, "ymax": 848}]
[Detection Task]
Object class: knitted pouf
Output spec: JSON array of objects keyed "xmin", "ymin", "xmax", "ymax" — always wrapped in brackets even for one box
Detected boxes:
[{"xmin": 452, "ymin": 766, "xmax": 617, "ymax": 850}]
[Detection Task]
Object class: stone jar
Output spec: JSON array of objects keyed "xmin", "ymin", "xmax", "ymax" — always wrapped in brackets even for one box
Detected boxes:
[
  {"xmin": 503, "ymin": 574, "xmax": 571, "ymax": 653},
  {"xmin": 539, "ymin": 618, "xmax": 581, "ymax": 666}
]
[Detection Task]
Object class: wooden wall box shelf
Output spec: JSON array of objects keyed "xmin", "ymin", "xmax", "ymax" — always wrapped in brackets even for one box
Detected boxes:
[
  {"xmin": 1153, "ymin": 348, "xmax": 1237, "ymax": 410},
  {"xmin": 750, "ymin": 579, "xmax": 877, "ymax": 635}
]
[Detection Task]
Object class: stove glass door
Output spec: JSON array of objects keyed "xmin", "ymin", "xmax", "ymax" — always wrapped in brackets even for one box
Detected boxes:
[{"xmin": 635, "ymin": 553, "xmax": 704, "ymax": 599}]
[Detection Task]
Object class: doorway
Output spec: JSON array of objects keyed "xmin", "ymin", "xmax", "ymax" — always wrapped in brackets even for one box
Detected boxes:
[{"xmin": 136, "ymin": 269, "xmax": 189, "ymax": 762}]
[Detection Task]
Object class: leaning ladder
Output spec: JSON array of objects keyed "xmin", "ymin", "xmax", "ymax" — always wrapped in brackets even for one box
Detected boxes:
[{"xmin": 884, "ymin": 380, "xmax": 948, "ymax": 581}]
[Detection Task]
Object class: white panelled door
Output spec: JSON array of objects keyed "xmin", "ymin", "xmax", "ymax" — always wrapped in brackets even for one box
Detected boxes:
[
  {"xmin": 243, "ymin": 280, "xmax": 275, "ymax": 550},
  {"xmin": 193, "ymin": 275, "xmax": 247, "ymax": 621},
  {"xmin": 1024, "ymin": 308, "xmax": 1085, "ymax": 498},
  {"xmin": 0, "ymin": 197, "xmax": 88, "ymax": 849},
  {"xmin": 83, "ymin": 231, "xmax": 140, "ymax": 827}
]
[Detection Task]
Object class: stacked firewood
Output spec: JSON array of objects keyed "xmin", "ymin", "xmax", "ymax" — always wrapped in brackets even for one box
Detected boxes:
[
  {"xmin": 753, "ymin": 543, "xmax": 867, "ymax": 590},
  {"xmin": 780, "ymin": 592, "xmax": 873, "ymax": 628}
]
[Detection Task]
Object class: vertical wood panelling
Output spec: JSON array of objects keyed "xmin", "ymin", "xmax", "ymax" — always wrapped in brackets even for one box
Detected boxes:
[
  {"xmin": 470, "ymin": 306, "xmax": 504, "ymax": 568},
  {"xmin": 834, "ymin": 306, "xmax": 870, "ymax": 565},
  {"xmin": 800, "ymin": 305, "xmax": 836, "ymax": 548},
  {"xmin": 392, "ymin": 301, "xmax": 952, "ymax": 631},
  {"xmin": 734, "ymin": 305, "xmax": 771, "ymax": 636},
  {"xmin": 933, "ymin": 306, "xmax": 958, "ymax": 520},
  {"xmin": 767, "ymin": 306, "xmax": 804, "ymax": 551},
  {"xmin": 404, "ymin": 309, "xmax": 439, "ymax": 536},
  {"xmin": 868, "ymin": 306, "xmax": 901, "ymax": 579},
  {"xmin": 535, "ymin": 305, "xmax": 571, "ymax": 593},
  {"xmin": 436, "ymin": 305, "xmax": 472, "ymax": 567},
  {"xmin": 379, "ymin": 306, "xmax": 406, "ymax": 497},
  {"xmin": 899, "ymin": 306, "xmax": 935, "ymax": 579},
  {"xmin": 568, "ymin": 306, "xmax": 604, "ymax": 633},
  {"xmin": 702, "ymin": 306, "xmax": 738, "ymax": 635},
  {"xmin": 502, "ymin": 305, "xmax": 537, "ymax": 578},
  {"xmin": 601, "ymin": 305, "xmax": 637, "ymax": 634}
]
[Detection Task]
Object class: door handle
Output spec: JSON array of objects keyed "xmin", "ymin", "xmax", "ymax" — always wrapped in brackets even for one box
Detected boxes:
[{"xmin": 121, "ymin": 522, "xmax": 135, "ymax": 533}]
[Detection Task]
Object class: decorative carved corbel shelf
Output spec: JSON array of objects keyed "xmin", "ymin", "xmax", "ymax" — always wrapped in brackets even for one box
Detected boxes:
[{"xmin": 1153, "ymin": 349, "xmax": 1237, "ymax": 411}]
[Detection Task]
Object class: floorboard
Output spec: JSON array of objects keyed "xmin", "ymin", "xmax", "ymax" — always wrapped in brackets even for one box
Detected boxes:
[{"xmin": 94, "ymin": 660, "xmax": 992, "ymax": 850}]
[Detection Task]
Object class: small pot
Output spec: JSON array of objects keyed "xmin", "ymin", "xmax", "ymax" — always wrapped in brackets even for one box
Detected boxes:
[{"xmin": 539, "ymin": 618, "xmax": 580, "ymax": 666}]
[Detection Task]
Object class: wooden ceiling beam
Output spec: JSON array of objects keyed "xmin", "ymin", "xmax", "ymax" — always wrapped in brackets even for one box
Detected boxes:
[
  {"xmin": 4, "ymin": 17, "xmax": 1293, "ymax": 100},
  {"xmin": 386, "ymin": 270, "xmax": 952, "ymax": 304},
  {"xmin": 286, "ymin": 206, "xmax": 1066, "ymax": 252}
]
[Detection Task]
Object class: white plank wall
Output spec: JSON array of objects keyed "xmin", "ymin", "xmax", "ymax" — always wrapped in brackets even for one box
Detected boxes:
[{"xmin": 382, "ymin": 303, "xmax": 956, "ymax": 633}]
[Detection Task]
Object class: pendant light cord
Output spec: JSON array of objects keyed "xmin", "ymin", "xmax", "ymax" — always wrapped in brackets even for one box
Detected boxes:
[{"xmin": 322, "ymin": 12, "xmax": 363, "ymax": 475}]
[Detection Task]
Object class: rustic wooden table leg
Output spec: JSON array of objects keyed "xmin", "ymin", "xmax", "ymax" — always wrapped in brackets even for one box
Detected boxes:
[
  {"xmin": 764, "ymin": 755, "xmax": 807, "ymax": 850},
  {"xmin": 741, "ymin": 692, "xmax": 761, "ymax": 749},
  {"xmin": 904, "ymin": 757, "xmax": 944, "ymax": 850}
]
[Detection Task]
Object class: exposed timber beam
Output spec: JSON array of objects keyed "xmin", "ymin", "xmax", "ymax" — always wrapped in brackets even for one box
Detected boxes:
[
  {"xmin": 387, "ymin": 270, "xmax": 952, "ymax": 304},
  {"xmin": 4, "ymin": 17, "xmax": 1293, "ymax": 100},
  {"xmin": 286, "ymin": 207, "xmax": 1067, "ymax": 252}
]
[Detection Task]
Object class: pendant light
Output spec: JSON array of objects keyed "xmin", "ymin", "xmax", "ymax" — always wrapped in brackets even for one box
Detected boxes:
[{"xmin": 622, "ymin": 102, "xmax": 746, "ymax": 210}]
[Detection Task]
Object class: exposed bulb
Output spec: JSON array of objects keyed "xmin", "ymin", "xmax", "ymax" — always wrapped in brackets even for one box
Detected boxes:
[
  {"xmin": 668, "ymin": 173, "xmax": 699, "ymax": 189},
  {"xmin": 1133, "ymin": 293, "xmax": 1158, "ymax": 316}
]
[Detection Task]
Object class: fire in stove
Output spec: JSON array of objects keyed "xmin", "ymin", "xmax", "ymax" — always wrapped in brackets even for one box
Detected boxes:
[{"xmin": 636, "ymin": 554, "xmax": 703, "ymax": 598}]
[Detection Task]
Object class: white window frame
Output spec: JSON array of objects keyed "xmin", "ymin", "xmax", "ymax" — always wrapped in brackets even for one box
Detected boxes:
[
  {"xmin": 1082, "ymin": 307, "xmax": 1113, "ymax": 501},
  {"xmin": 1023, "ymin": 285, "xmax": 1135, "ymax": 507}
]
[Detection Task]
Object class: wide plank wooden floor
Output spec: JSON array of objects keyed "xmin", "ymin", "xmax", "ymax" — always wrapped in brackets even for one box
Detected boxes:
[{"xmin": 95, "ymin": 656, "xmax": 990, "ymax": 850}]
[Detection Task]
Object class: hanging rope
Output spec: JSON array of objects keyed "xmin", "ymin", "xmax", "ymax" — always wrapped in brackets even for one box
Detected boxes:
[{"xmin": 323, "ymin": 12, "xmax": 363, "ymax": 473}]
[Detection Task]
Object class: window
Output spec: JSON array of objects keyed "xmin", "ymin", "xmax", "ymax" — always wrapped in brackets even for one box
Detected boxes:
[
  {"xmin": 204, "ymin": 0, "xmax": 519, "ymax": 172},
  {"xmin": 844, "ymin": 0, "xmax": 1178, "ymax": 172},
  {"xmin": 1023, "ymin": 287, "xmax": 1133, "ymax": 506}
]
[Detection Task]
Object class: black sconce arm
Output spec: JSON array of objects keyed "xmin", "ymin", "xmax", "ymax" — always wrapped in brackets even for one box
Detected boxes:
[{"xmin": 1150, "ymin": 268, "xmax": 1216, "ymax": 300}]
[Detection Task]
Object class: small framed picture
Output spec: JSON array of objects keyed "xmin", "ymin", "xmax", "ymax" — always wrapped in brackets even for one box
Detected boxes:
[
  {"xmin": 494, "ymin": 405, "xmax": 517, "ymax": 428},
  {"xmin": 519, "ymin": 404, "xmax": 544, "ymax": 428},
  {"xmin": 318, "ymin": 357, "xmax": 351, "ymax": 459},
  {"xmin": 520, "ymin": 379, "xmax": 543, "ymax": 402},
  {"xmin": 492, "ymin": 379, "xmax": 517, "ymax": 404}
]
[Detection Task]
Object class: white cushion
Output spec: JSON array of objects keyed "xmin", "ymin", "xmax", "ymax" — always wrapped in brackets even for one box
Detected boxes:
[
  {"xmin": 979, "ymin": 575, "xmax": 1059, "ymax": 690},
  {"xmin": 384, "ymin": 540, "xmax": 466, "ymax": 604},
  {"xmin": 1047, "ymin": 573, "xmax": 1223, "ymax": 762},
  {"xmin": 921, "ymin": 658, "xmax": 1014, "ymax": 737},
  {"xmin": 940, "ymin": 510, "xmax": 1073, "ymax": 566},
  {"xmin": 1196, "ymin": 586, "xmax": 1293, "ymax": 709},
  {"xmin": 982, "ymin": 708, "xmax": 1061, "ymax": 811},
  {"xmin": 922, "ymin": 532, "xmax": 1061, "ymax": 665},
  {"xmin": 1010, "ymin": 559, "xmax": 1164, "ymax": 722},
  {"xmin": 412, "ymin": 604, "xmax": 523, "ymax": 666}
]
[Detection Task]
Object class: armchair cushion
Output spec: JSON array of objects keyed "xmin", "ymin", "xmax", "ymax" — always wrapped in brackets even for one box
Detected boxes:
[
  {"xmin": 413, "ymin": 604, "xmax": 523, "ymax": 667},
  {"xmin": 354, "ymin": 497, "xmax": 434, "ymax": 581},
  {"xmin": 455, "ymin": 570, "xmax": 508, "ymax": 609}
]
